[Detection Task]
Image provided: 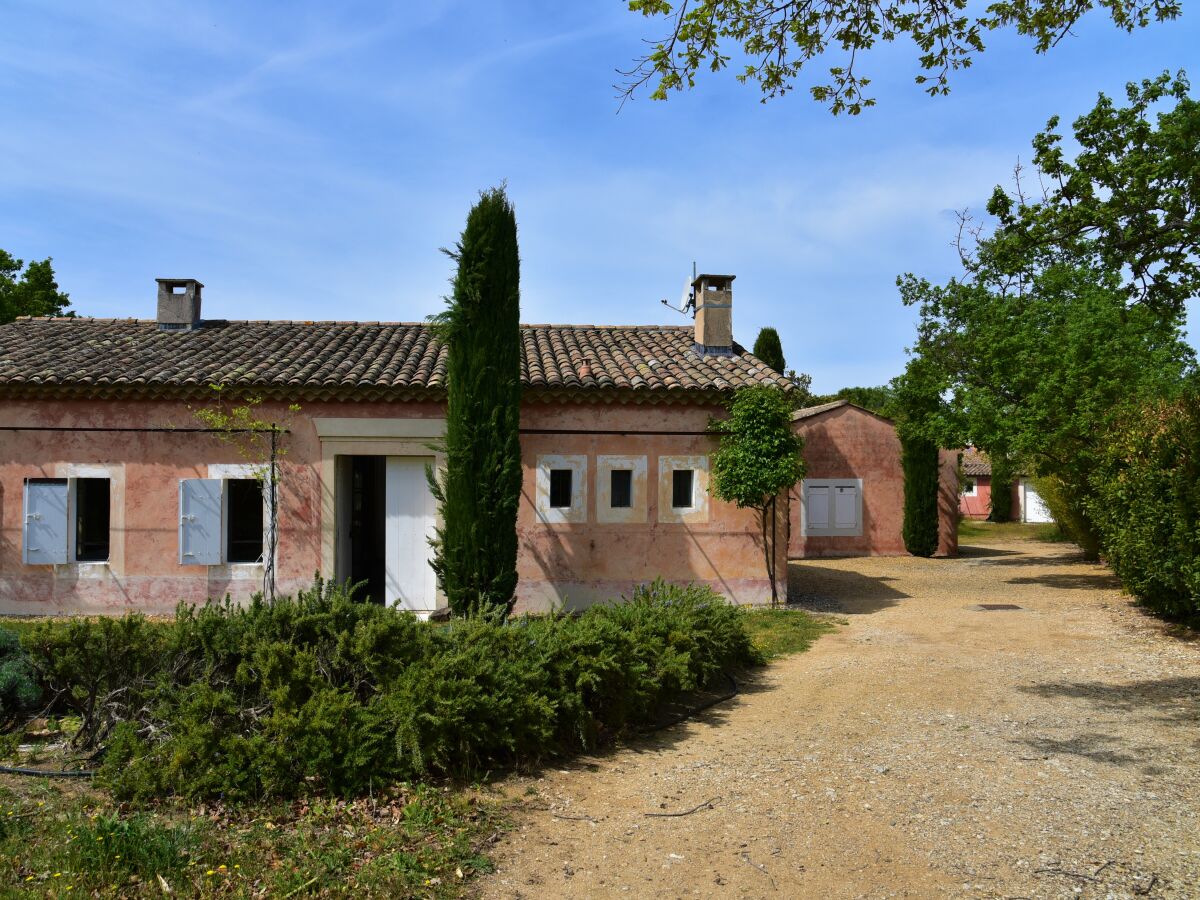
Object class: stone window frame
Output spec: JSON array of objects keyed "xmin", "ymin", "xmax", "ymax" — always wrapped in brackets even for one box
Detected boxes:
[
  {"xmin": 536, "ymin": 454, "xmax": 588, "ymax": 524},
  {"xmin": 596, "ymin": 455, "xmax": 648, "ymax": 524},
  {"xmin": 657, "ymin": 455, "xmax": 709, "ymax": 524}
]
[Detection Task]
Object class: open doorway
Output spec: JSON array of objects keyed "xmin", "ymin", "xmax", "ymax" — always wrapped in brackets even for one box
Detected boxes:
[{"xmin": 337, "ymin": 456, "xmax": 386, "ymax": 604}]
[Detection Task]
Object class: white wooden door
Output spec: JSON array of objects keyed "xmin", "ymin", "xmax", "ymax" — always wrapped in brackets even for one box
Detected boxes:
[
  {"xmin": 1021, "ymin": 478, "xmax": 1054, "ymax": 524},
  {"xmin": 384, "ymin": 456, "xmax": 437, "ymax": 615}
]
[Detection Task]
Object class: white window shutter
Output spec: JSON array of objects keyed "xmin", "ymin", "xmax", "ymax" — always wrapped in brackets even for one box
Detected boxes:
[
  {"xmin": 179, "ymin": 478, "xmax": 223, "ymax": 565},
  {"xmin": 23, "ymin": 480, "xmax": 69, "ymax": 564},
  {"xmin": 806, "ymin": 485, "xmax": 830, "ymax": 531},
  {"xmin": 834, "ymin": 485, "xmax": 859, "ymax": 530}
]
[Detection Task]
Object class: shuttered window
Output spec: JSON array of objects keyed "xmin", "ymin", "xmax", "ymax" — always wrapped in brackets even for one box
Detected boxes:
[
  {"xmin": 22, "ymin": 479, "xmax": 69, "ymax": 565},
  {"xmin": 803, "ymin": 479, "xmax": 862, "ymax": 537},
  {"xmin": 806, "ymin": 485, "xmax": 830, "ymax": 531},
  {"xmin": 179, "ymin": 478, "xmax": 223, "ymax": 565}
]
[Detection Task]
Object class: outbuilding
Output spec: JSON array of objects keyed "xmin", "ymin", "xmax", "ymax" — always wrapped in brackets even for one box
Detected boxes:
[{"xmin": 788, "ymin": 400, "xmax": 958, "ymax": 559}]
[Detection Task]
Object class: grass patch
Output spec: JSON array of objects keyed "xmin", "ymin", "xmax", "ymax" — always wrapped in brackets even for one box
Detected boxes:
[
  {"xmin": 0, "ymin": 777, "xmax": 500, "ymax": 897},
  {"xmin": 958, "ymin": 520, "xmax": 1068, "ymax": 543},
  {"xmin": 742, "ymin": 609, "xmax": 835, "ymax": 660}
]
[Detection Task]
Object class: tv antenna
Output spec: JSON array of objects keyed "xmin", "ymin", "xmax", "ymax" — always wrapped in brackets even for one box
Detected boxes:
[{"xmin": 660, "ymin": 262, "xmax": 697, "ymax": 317}]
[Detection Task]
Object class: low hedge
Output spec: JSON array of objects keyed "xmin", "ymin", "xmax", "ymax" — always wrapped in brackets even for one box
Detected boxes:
[{"xmin": 18, "ymin": 579, "xmax": 762, "ymax": 801}]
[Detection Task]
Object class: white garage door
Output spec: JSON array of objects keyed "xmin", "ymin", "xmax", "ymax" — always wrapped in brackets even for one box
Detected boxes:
[{"xmin": 1020, "ymin": 478, "xmax": 1053, "ymax": 524}]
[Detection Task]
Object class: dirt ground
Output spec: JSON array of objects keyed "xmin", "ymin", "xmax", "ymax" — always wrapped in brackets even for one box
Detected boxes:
[{"xmin": 481, "ymin": 535, "xmax": 1200, "ymax": 899}]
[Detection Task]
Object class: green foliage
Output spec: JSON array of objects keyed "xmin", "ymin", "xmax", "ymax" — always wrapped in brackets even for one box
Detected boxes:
[
  {"xmin": 752, "ymin": 327, "xmax": 786, "ymax": 373},
  {"xmin": 1087, "ymin": 392, "xmax": 1200, "ymax": 620},
  {"xmin": 19, "ymin": 579, "xmax": 762, "ymax": 802},
  {"xmin": 21, "ymin": 615, "xmax": 167, "ymax": 749},
  {"xmin": 710, "ymin": 386, "xmax": 805, "ymax": 605},
  {"xmin": 0, "ymin": 249, "xmax": 71, "ymax": 324},
  {"xmin": 0, "ymin": 781, "xmax": 500, "ymax": 897},
  {"xmin": 901, "ymin": 435, "xmax": 940, "ymax": 557},
  {"xmin": 0, "ymin": 627, "xmax": 40, "ymax": 728},
  {"xmin": 808, "ymin": 384, "xmax": 897, "ymax": 417},
  {"xmin": 429, "ymin": 187, "xmax": 523, "ymax": 618},
  {"xmin": 988, "ymin": 456, "xmax": 1014, "ymax": 523},
  {"xmin": 741, "ymin": 609, "xmax": 836, "ymax": 659},
  {"xmin": 622, "ymin": 1, "xmax": 1178, "ymax": 114},
  {"xmin": 1031, "ymin": 474, "xmax": 1102, "ymax": 559},
  {"xmin": 986, "ymin": 72, "xmax": 1200, "ymax": 317}
]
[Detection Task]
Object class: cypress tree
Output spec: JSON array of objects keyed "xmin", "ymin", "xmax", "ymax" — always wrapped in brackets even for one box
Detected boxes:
[
  {"xmin": 428, "ymin": 188, "xmax": 523, "ymax": 618},
  {"xmin": 752, "ymin": 327, "xmax": 786, "ymax": 373},
  {"xmin": 901, "ymin": 435, "xmax": 940, "ymax": 557},
  {"xmin": 988, "ymin": 456, "xmax": 1014, "ymax": 522}
]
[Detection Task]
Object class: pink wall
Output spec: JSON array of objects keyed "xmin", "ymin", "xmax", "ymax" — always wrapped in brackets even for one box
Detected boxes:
[
  {"xmin": 787, "ymin": 406, "xmax": 957, "ymax": 559},
  {"xmin": 1, "ymin": 397, "xmax": 785, "ymax": 615},
  {"xmin": 959, "ymin": 475, "xmax": 1022, "ymax": 521},
  {"xmin": 514, "ymin": 402, "xmax": 787, "ymax": 612}
]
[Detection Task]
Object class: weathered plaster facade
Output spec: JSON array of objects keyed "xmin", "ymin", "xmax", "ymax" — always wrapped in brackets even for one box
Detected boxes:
[{"xmin": 0, "ymin": 397, "xmax": 787, "ymax": 615}]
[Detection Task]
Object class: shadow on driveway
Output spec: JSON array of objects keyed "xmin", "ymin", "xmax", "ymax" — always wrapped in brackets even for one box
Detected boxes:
[{"xmin": 787, "ymin": 561, "xmax": 909, "ymax": 615}]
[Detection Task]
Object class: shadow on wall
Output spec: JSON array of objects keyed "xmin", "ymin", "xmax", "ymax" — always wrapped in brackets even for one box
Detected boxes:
[
  {"xmin": 787, "ymin": 560, "xmax": 910, "ymax": 615},
  {"xmin": 790, "ymin": 422, "xmax": 891, "ymax": 558}
]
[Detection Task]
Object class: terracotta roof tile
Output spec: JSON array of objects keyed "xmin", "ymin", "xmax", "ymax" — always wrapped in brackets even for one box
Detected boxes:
[{"xmin": 0, "ymin": 318, "xmax": 789, "ymax": 402}]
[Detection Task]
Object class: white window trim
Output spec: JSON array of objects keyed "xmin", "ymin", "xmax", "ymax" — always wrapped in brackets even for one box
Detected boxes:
[
  {"xmin": 962, "ymin": 477, "xmax": 978, "ymax": 497},
  {"xmin": 802, "ymin": 478, "xmax": 864, "ymax": 537},
  {"xmin": 536, "ymin": 454, "xmax": 588, "ymax": 524},
  {"xmin": 596, "ymin": 455, "xmax": 648, "ymax": 524},
  {"xmin": 657, "ymin": 455, "xmax": 709, "ymax": 524}
]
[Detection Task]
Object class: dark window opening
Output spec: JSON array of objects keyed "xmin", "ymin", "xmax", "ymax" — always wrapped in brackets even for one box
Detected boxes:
[
  {"xmin": 672, "ymin": 469, "xmax": 695, "ymax": 509},
  {"xmin": 610, "ymin": 469, "xmax": 632, "ymax": 508},
  {"xmin": 75, "ymin": 478, "xmax": 110, "ymax": 562},
  {"xmin": 549, "ymin": 469, "xmax": 573, "ymax": 508},
  {"xmin": 226, "ymin": 479, "xmax": 264, "ymax": 563}
]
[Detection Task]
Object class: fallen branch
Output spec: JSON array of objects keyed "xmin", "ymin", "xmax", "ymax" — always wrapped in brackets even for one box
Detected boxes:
[
  {"xmin": 551, "ymin": 813, "xmax": 601, "ymax": 822},
  {"xmin": 644, "ymin": 797, "xmax": 720, "ymax": 818},
  {"xmin": 1034, "ymin": 867, "xmax": 1100, "ymax": 883},
  {"xmin": 739, "ymin": 852, "xmax": 776, "ymax": 891},
  {"xmin": 1133, "ymin": 874, "xmax": 1158, "ymax": 896},
  {"xmin": 1093, "ymin": 860, "xmax": 1114, "ymax": 877}
]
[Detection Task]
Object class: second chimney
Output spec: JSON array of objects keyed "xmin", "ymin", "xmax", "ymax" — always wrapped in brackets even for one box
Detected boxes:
[
  {"xmin": 693, "ymin": 273, "xmax": 734, "ymax": 355},
  {"xmin": 156, "ymin": 278, "xmax": 204, "ymax": 330}
]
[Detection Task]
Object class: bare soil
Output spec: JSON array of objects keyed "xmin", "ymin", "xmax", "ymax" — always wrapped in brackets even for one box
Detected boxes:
[{"xmin": 482, "ymin": 536, "xmax": 1200, "ymax": 899}]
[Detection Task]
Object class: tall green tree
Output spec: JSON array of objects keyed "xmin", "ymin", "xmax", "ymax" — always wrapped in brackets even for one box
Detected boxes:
[
  {"xmin": 428, "ymin": 188, "xmax": 523, "ymax": 618},
  {"xmin": 893, "ymin": 358, "xmax": 948, "ymax": 557},
  {"xmin": 752, "ymin": 326, "xmax": 786, "ymax": 373},
  {"xmin": 1, "ymin": 250, "xmax": 71, "ymax": 324},
  {"xmin": 621, "ymin": 1, "xmax": 1179, "ymax": 114},
  {"xmin": 709, "ymin": 385, "xmax": 805, "ymax": 606},
  {"xmin": 984, "ymin": 72, "xmax": 1199, "ymax": 318},
  {"xmin": 895, "ymin": 77, "xmax": 1197, "ymax": 553}
]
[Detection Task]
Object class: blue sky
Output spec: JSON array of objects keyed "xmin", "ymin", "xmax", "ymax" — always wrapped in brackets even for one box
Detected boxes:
[{"xmin": 2, "ymin": 1, "xmax": 1197, "ymax": 393}]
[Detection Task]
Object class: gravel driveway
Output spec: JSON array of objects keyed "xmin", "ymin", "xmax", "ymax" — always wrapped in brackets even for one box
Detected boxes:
[{"xmin": 482, "ymin": 536, "xmax": 1200, "ymax": 899}]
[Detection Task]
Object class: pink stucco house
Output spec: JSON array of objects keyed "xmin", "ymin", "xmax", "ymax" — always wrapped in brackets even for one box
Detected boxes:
[
  {"xmin": 789, "ymin": 400, "xmax": 958, "ymax": 558},
  {"xmin": 0, "ymin": 275, "xmax": 796, "ymax": 616}
]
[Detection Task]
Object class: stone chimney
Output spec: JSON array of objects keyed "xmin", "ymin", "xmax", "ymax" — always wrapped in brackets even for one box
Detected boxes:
[
  {"xmin": 693, "ymin": 273, "xmax": 734, "ymax": 355},
  {"xmin": 155, "ymin": 278, "xmax": 204, "ymax": 330}
]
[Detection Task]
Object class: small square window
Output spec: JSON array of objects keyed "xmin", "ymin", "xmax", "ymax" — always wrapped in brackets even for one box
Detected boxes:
[
  {"xmin": 962, "ymin": 478, "xmax": 977, "ymax": 497},
  {"xmin": 74, "ymin": 478, "xmax": 110, "ymax": 562},
  {"xmin": 549, "ymin": 469, "xmax": 573, "ymax": 508},
  {"xmin": 672, "ymin": 469, "xmax": 694, "ymax": 509},
  {"xmin": 610, "ymin": 469, "xmax": 632, "ymax": 508},
  {"xmin": 226, "ymin": 479, "xmax": 264, "ymax": 563}
]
